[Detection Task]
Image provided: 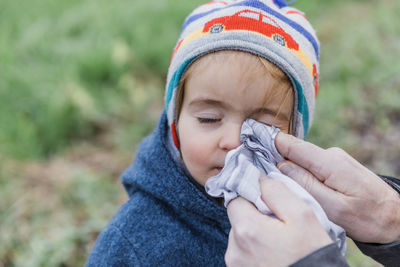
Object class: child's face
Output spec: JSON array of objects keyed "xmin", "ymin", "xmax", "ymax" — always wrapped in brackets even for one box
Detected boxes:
[{"xmin": 177, "ymin": 52, "xmax": 293, "ymax": 186}]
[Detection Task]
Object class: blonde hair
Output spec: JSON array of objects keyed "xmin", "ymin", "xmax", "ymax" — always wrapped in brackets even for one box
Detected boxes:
[{"xmin": 175, "ymin": 51, "xmax": 294, "ymax": 133}]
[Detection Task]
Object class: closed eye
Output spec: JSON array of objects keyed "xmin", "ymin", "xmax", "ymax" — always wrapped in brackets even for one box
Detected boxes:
[{"xmin": 197, "ymin": 117, "xmax": 221, "ymax": 123}]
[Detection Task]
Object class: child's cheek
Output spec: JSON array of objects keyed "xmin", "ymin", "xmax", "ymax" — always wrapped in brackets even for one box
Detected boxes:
[
  {"xmin": 181, "ymin": 136, "xmax": 212, "ymax": 166},
  {"xmin": 179, "ymin": 131, "xmax": 217, "ymax": 184}
]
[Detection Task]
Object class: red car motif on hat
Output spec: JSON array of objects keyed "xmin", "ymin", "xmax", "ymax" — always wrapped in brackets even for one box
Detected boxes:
[{"xmin": 203, "ymin": 10, "xmax": 299, "ymax": 51}]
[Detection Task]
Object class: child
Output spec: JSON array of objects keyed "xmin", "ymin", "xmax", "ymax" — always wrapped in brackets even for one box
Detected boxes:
[{"xmin": 86, "ymin": 0, "xmax": 336, "ymax": 265}]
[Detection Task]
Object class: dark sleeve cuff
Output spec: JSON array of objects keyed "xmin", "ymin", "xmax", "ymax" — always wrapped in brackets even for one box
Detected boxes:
[
  {"xmin": 352, "ymin": 175, "xmax": 400, "ymax": 267},
  {"xmin": 289, "ymin": 243, "xmax": 349, "ymax": 267},
  {"xmin": 354, "ymin": 240, "xmax": 400, "ymax": 267},
  {"xmin": 379, "ymin": 174, "xmax": 400, "ymax": 194}
]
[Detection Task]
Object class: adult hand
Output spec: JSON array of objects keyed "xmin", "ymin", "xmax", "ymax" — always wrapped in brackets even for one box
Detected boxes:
[
  {"xmin": 225, "ymin": 176, "xmax": 332, "ymax": 267},
  {"xmin": 275, "ymin": 132, "xmax": 400, "ymax": 244}
]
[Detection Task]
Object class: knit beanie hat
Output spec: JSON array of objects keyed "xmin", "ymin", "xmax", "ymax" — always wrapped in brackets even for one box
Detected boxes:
[{"xmin": 165, "ymin": 0, "xmax": 320, "ymax": 141}]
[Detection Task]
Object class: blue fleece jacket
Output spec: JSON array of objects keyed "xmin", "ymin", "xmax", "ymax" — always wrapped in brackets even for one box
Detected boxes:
[{"xmin": 86, "ymin": 112, "xmax": 230, "ymax": 266}]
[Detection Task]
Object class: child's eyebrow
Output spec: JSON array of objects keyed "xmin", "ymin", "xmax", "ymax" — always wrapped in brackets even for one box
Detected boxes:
[
  {"xmin": 248, "ymin": 107, "xmax": 275, "ymax": 117},
  {"xmin": 248, "ymin": 107, "xmax": 290, "ymax": 121},
  {"xmin": 188, "ymin": 98, "xmax": 228, "ymax": 109}
]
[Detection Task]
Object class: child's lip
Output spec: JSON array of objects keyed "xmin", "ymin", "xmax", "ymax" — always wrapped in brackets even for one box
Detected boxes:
[{"xmin": 216, "ymin": 167, "xmax": 223, "ymax": 172}]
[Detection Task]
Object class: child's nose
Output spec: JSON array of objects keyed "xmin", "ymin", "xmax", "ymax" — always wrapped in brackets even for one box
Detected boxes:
[{"xmin": 219, "ymin": 122, "xmax": 242, "ymax": 151}]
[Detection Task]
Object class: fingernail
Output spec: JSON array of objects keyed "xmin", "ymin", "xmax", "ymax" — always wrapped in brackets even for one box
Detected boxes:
[{"xmin": 277, "ymin": 161, "xmax": 293, "ymax": 175}]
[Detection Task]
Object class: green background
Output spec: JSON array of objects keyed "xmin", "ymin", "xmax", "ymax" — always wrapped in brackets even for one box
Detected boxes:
[{"xmin": 1, "ymin": 0, "xmax": 399, "ymax": 265}]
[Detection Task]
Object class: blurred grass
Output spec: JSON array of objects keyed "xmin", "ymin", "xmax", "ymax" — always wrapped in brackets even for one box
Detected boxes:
[
  {"xmin": 302, "ymin": 0, "xmax": 400, "ymax": 177},
  {"xmin": 0, "ymin": 0, "xmax": 197, "ymax": 158},
  {"xmin": 0, "ymin": 0, "xmax": 399, "ymax": 266}
]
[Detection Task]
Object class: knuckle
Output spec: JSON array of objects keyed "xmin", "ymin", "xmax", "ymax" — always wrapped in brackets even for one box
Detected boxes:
[
  {"xmin": 283, "ymin": 164, "xmax": 299, "ymax": 178},
  {"xmin": 285, "ymin": 137, "xmax": 304, "ymax": 158},
  {"xmin": 326, "ymin": 146, "xmax": 344, "ymax": 153},
  {"xmin": 325, "ymin": 147, "xmax": 350, "ymax": 172},
  {"xmin": 298, "ymin": 206, "xmax": 318, "ymax": 224},
  {"xmin": 300, "ymin": 206, "xmax": 315, "ymax": 218},
  {"xmin": 303, "ymin": 172, "xmax": 316, "ymax": 191},
  {"xmin": 233, "ymin": 223, "xmax": 258, "ymax": 246},
  {"xmin": 326, "ymin": 147, "xmax": 347, "ymax": 159},
  {"xmin": 308, "ymin": 162, "xmax": 325, "ymax": 178}
]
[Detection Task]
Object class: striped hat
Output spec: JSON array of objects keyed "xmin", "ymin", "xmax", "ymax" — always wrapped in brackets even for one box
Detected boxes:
[{"xmin": 165, "ymin": 0, "xmax": 320, "ymax": 141}]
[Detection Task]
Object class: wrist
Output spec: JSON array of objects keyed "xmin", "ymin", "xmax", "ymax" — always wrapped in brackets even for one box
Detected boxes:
[
  {"xmin": 295, "ymin": 227, "xmax": 333, "ymax": 261},
  {"xmin": 390, "ymin": 196, "xmax": 400, "ymax": 242},
  {"xmin": 378, "ymin": 191, "xmax": 400, "ymax": 243}
]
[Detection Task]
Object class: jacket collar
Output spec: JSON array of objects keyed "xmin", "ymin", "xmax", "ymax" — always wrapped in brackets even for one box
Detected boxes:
[{"xmin": 122, "ymin": 112, "xmax": 230, "ymax": 229}]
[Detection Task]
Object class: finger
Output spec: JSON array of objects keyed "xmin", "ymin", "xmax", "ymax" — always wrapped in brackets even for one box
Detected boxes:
[
  {"xmin": 275, "ymin": 132, "xmax": 331, "ymax": 182},
  {"xmin": 278, "ymin": 160, "xmax": 332, "ymax": 195},
  {"xmin": 259, "ymin": 177, "xmax": 312, "ymax": 222},
  {"xmin": 227, "ymin": 197, "xmax": 268, "ymax": 226},
  {"xmin": 277, "ymin": 160, "xmax": 343, "ymax": 214}
]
